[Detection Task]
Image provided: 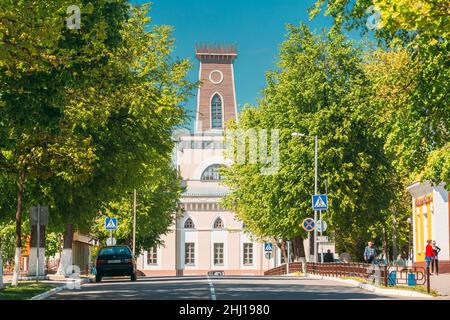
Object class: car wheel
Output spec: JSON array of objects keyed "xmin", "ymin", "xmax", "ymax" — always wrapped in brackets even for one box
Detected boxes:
[
  {"xmin": 131, "ymin": 273, "xmax": 137, "ymax": 281},
  {"xmin": 96, "ymin": 275, "xmax": 102, "ymax": 282}
]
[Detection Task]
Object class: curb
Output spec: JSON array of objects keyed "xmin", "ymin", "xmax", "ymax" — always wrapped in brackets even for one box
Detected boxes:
[
  {"xmin": 29, "ymin": 277, "xmax": 92, "ymax": 300},
  {"xmin": 305, "ymin": 274, "xmax": 433, "ymax": 299}
]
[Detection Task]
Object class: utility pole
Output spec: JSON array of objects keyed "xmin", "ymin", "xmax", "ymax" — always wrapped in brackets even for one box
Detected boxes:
[{"xmin": 132, "ymin": 189, "xmax": 137, "ymax": 257}]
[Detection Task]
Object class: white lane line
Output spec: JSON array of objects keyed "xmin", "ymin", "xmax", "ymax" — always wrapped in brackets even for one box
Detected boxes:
[{"xmin": 206, "ymin": 276, "xmax": 217, "ymax": 300}]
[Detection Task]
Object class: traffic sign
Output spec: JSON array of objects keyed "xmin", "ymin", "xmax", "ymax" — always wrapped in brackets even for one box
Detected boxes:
[
  {"xmin": 316, "ymin": 220, "xmax": 328, "ymax": 232},
  {"xmin": 312, "ymin": 194, "xmax": 328, "ymax": 210},
  {"xmin": 29, "ymin": 206, "xmax": 49, "ymax": 226},
  {"xmin": 302, "ymin": 218, "xmax": 315, "ymax": 232},
  {"xmin": 264, "ymin": 243, "xmax": 273, "ymax": 253},
  {"xmin": 105, "ymin": 217, "xmax": 118, "ymax": 230},
  {"xmin": 265, "ymin": 252, "xmax": 272, "ymax": 260},
  {"xmin": 317, "ymin": 236, "xmax": 329, "ymax": 242}
]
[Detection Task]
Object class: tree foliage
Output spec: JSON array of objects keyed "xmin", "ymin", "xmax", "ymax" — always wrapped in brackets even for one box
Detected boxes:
[{"xmin": 223, "ymin": 24, "xmax": 397, "ymax": 260}]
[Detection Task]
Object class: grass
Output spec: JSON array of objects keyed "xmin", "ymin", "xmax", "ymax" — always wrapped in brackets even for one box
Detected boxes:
[{"xmin": 0, "ymin": 282, "xmax": 58, "ymax": 300}]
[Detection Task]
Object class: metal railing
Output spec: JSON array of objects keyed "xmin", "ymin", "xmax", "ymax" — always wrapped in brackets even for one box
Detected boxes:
[{"xmin": 305, "ymin": 262, "xmax": 430, "ymax": 293}]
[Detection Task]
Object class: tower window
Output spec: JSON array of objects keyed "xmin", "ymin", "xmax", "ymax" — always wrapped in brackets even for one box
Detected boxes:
[
  {"xmin": 184, "ymin": 218, "xmax": 195, "ymax": 229},
  {"xmin": 213, "ymin": 217, "xmax": 224, "ymax": 229},
  {"xmin": 201, "ymin": 164, "xmax": 224, "ymax": 181},
  {"xmin": 211, "ymin": 94, "xmax": 223, "ymax": 129}
]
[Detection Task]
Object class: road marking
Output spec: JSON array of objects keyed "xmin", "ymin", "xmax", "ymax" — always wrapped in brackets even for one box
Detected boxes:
[{"xmin": 206, "ymin": 276, "xmax": 217, "ymax": 300}]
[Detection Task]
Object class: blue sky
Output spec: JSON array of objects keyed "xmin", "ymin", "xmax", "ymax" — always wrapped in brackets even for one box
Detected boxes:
[{"xmin": 129, "ymin": 0, "xmax": 360, "ymax": 126}]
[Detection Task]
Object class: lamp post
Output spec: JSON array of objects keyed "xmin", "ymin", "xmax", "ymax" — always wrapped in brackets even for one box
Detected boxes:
[{"xmin": 292, "ymin": 132, "xmax": 319, "ymax": 263}]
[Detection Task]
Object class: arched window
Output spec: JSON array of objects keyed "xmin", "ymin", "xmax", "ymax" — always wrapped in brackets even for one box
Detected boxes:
[
  {"xmin": 201, "ymin": 164, "xmax": 224, "ymax": 181},
  {"xmin": 213, "ymin": 217, "xmax": 224, "ymax": 229},
  {"xmin": 184, "ymin": 218, "xmax": 195, "ymax": 229},
  {"xmin": 211, "ymin": 94, "xmax": 223, "ymax": 129}
]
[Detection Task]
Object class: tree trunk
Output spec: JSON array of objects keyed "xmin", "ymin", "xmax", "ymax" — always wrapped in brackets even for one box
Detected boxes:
[
  {"xmin": 28, "ymin": 225, "xmax": 46, "ymax": 276},
  {"xmin": 290, "ymin": 236, "xmax": 305, "ymax": 261},
  {"xmin": 0, "ymin": 244, "xmax": 3, "ymax": 289},
  {"xmin": 57, "ymin": 224, "xmax": 74, "ymax": 276},
  {"xmin": 382, "ymin": 226, "xmax": 388, "ymax": 262},
  {"xmin": 12, "ymin": 171, "xmax": 25, "ymax": 286},
  {"xmin": 277, "ymin": 240, "xmax": 287, "ymax": 263}
]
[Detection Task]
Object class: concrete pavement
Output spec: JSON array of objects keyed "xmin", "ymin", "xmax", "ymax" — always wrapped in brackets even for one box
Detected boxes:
[
  {"xmin": 430, "ymin": 274, "xmax": 450, "ymax": 297},
  {"xmin": 47, "ymin": 275, "xmax": 417, "ymax": 300}
]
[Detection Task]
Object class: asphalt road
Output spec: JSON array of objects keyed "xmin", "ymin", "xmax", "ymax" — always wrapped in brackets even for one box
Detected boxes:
[{"xmin": 47, "ymin": 276, "xmax": 412, "ymax": 300}]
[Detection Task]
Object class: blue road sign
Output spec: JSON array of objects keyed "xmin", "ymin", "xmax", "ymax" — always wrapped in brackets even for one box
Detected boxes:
[
  {"xmin": 312, "ymin": 194, "xmax": 328, "ymax": 210},
  {"xmin": 105, "ymin": 217, "xmax": 118, "ymax": 230},
  {"xmin": 264, "ymin": 243, "xmax": 273, "ymax": 253},
  {"xmin": 302, "ymin": 218, "xmax": 315, "ymax": 232}
]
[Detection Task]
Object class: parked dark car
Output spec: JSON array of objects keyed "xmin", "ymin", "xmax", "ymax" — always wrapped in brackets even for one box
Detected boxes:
[{"xmin": 95, "ymin": 245, "xmax": 137, "ymax": 282}]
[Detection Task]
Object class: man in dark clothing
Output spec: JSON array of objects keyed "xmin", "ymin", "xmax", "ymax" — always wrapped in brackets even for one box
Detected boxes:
[{"xmin": 324, "ymin": 250, "xmax": 334, "ymax": 263}]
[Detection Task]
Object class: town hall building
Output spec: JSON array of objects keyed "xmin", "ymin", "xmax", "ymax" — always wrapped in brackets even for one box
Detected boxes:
[{"xmin": 137, "ymin": 44, "xmax": 282, "ymax": 276}]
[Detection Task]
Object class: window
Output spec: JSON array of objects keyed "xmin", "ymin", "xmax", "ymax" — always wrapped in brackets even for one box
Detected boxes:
[
  {"xmin": 185, "ymin": 243, "xmax": 195, "ymax": 265},
  {"xmin": 214, "ymin": 243, "xmax": 224, "ymax": 265},
  {"xmin": 213, "ymin": 217, "xmax": 224, "ymax": 229},
  {"xmin": 98, "ymin": 246, "xmax": 131, "ymax": 256},
  {"xmin": 147, "ymin": 247, "xmax": 158, "ymax": 265},
  {"xmin": 184, "ymin": 218, "xmax": 195, "ymax": 229},
  {"xmin": 243, "ymin": 243, "xmax": 253, "ymax": 265},
  {"xmin": 201, "ymin": 164, "xmax": 224, "ymax": 181},
  {"xmin": 211, "ymin": 94, "xmax": 223, "ymax": 128}
]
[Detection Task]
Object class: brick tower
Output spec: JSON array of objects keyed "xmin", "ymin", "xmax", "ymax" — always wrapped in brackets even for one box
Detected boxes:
[{"xmin": 195, "ymin": 43, "xmax": 238, "ymax": 132}]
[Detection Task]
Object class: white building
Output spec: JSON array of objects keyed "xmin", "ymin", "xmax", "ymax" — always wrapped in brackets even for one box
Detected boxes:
[{"xmin": 136, "ymin": 44, "xmax": 283, "ymax": 276}]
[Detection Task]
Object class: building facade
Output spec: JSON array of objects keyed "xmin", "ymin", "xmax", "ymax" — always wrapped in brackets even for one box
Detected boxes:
[
  {"xmin": 137, "ymin": 44, "xmax": 283, "ymax": 276},
  {"xmin": 406, "ymin": 181, "xmax": 450, "ymax": 273}
]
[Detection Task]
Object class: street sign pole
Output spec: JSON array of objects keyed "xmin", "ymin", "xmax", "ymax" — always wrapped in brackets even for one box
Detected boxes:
[
  {"xmin": 314, "ymin": 135, "xmax": 318, "ymax": 263},
  {"xmin": 36, "ymin": 204, "xmax": 40, "ymax": 282},
  {"xmin": 320, "ymin": 211, "xmax": 323, "ymax": 263}
]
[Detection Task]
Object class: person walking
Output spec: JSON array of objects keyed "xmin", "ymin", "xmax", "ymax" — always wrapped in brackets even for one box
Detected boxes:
[
  {"xmin": 432, "ymin": 241, "xmax": 441, "ymax": 275},
  {"xmin": 364, "ymin": 241, "xmax": 377, "ymax": 264},
  {"xmin": 425, "ymin": 240, "xmax": 434, "ymax": 271}
]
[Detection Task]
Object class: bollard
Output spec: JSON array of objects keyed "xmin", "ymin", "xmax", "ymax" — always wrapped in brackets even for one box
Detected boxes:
[{"xmin": 426, "ymin": 266, "xmax": 430, "ymax": 294}]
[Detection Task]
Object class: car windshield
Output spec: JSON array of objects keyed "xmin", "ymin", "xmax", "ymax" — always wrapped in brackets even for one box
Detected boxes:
[{"xmin": 99, "ymin": 246, "xmax": 131, "ymax": 256}]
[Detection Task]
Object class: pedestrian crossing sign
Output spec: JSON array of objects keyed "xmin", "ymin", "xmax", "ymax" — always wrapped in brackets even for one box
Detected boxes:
[
  {"xmin": 264, "ymin": 243, "xmax": 273, "ymax": 253},
  {"xmin": 105, "ymin": 217, "xmax": 118, "ymax": 230},
  {"xmin": 312, "ymin": 194, "xmax": 328, "ymax": 210}
]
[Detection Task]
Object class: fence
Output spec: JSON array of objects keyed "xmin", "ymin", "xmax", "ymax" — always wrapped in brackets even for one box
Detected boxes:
[
  {"xmin": 264, "ymin": 262, "xmax": 303, "ymax": 276},
  {"xmin": 305, "ymin": 262, "xmax": 430, "ymax": 293}
]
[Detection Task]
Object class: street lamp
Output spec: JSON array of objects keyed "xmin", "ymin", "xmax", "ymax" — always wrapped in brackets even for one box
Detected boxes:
[{"xmin": 292, "ymin": 132, "xmax": 319, "ymax": 263}]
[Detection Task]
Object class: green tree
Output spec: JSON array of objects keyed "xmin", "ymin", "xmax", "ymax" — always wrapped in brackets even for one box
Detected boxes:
[
  {"xmin": 0, "ymin": 0, "xmax": 138, "ymax": 285},
  {"xmin": 223, "ymin": 24, "xmax": 396, "ymax": 260},
  {"xmin": 91, "ymin": 161, "xmax": 183, "ymax": 254},
  {"xmin": 310, "ymin": 0, "xmax": 450, "ymax": 187}
]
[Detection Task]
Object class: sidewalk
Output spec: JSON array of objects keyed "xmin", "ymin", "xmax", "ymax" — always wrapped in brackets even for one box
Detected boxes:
[{"xmin": 430, "ymin": 273, "xmax": 450, "ymax": 297}]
